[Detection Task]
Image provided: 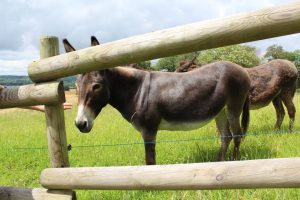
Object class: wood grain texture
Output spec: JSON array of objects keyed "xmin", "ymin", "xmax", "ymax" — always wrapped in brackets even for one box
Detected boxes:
[
  {"xmin": 40, "ymin": 36, "xmax": 70, "ymax": 168},
  {"xmin": 40, "ymin": 158, "xmax": 300, "ymax": 190},
  {"xmin": 0, "ymin": 81, "xmax": 65, "ymax": 109},
  {"xmin": 40, "ymin": 36, "xmax": 59, "ymax": 60},
  {"xmin": 28, "ymin": 2, "xmax": 300, "ymax": 82},
  {"xmin": 45, "ymin": 104, "xmax": 69, "ymax": 168},
  {"xmin": 0, "ymin": 187, "xmax": 76, "ymax": 200}
]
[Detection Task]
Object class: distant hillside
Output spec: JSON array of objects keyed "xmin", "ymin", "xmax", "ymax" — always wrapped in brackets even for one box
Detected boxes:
[
  {"xmin": 0, "ymin": 75, "xmax": 76, "ymax": 90},
  {"xmin": 0, "ymin": 75, "xmax": 32, "ymax": 86}
]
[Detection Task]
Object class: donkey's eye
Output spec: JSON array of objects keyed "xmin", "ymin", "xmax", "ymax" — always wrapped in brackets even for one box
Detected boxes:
[{"xmin": 92, "ymin": 83, "xmax": 102, "ymax": 91}]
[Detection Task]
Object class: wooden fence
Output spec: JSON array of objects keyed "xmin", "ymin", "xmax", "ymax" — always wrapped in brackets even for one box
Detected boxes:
[{"xmin": 1, "ymin": 2, "xmax": 300, "ymax": 199}]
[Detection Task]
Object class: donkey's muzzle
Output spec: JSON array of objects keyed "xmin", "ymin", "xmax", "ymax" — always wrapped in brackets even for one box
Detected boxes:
[{"xmin": 75, "ymin": 120, "xmax": 91, "ymax": 133}]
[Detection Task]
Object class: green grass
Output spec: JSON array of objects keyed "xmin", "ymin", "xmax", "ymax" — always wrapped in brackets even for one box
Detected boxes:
[{"xmin": 1, "ymin": 95, "xmax": 300, "ymax": 199}]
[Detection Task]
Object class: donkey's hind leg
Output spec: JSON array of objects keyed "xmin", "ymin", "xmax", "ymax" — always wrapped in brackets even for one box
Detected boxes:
[
  {"xmin": 272, "ymin": 96, "xmax": 285, "ymax": 130},
  {"xmin": 215, "ymin": 109, "xmax": 232, "ymax": 161},
  {"xmin": 226, "ymin": 109, "xmax": 244, "ymax": 161},
  {"xmin": 281, "ymin": 91, "xmax": 296, "ymax": 131}
]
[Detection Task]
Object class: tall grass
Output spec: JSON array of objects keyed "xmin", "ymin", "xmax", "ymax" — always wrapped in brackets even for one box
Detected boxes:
[{"xmin": 0, "ymin": 94, "xmax": 300, "ymax": 199}]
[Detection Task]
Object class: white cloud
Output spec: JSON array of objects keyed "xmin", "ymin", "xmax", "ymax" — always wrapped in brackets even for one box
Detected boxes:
[
  {"xmin": 0, "ymin": 0, "xmax": 299, "ymax": 75},
  {"xmin": 0, "ymin": 37, "xmax": 37, "ymax": 75},
  {"xmin": 0, "ymin": 59, "xmax": 32, "ymax": 75}
]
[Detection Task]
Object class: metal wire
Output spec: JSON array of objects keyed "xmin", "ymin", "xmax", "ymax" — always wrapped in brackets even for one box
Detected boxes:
[{"xmin": 0, "ymin": 129, "xmax": 299, "ymax": 152}]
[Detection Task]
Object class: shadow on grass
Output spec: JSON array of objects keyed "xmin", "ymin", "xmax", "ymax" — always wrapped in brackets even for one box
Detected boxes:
[{"xmin": 184, "ymin": 142, "xmax": 277, "ymax": 163}]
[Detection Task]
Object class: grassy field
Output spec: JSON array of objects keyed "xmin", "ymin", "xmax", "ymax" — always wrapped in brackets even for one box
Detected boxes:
[{"xmin": 0, "ymin": 91, "xmax": 300, "ymax": 199}]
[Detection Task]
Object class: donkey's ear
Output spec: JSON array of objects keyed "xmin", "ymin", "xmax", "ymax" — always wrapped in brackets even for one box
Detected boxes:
[
  {"xmin": 63, "ymin": 38, "xmax": 76, "ymax": 53},
  {"xmin": 91, "ymin": 36, "xmax": 100, "ymax": 46}
]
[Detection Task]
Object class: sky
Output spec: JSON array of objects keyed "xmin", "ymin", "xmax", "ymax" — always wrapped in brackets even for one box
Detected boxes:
[{"xmin": 1, "ymin": 0, "xmax": 300, "ymax": 75}]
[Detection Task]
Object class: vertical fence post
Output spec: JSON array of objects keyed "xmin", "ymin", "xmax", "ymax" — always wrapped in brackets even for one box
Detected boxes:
[{"xmin": 40, "ymin": 36, "xmax": 70, "ymax": 168}]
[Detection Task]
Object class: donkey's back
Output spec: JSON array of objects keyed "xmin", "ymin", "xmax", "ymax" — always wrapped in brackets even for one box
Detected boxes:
[
  {"xmin": 247, "ymin": 59, "xmax": 298, "ymax": 107},
  {"xmin": 139, "ymin": 61, "xmax": 250, "ymax": 131}
]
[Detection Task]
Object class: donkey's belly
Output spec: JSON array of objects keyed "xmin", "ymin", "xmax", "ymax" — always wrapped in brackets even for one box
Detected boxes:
[
  {"xmin": 158, "ymin": 118, "xmax": 213, "ymax": 131},
  {"xmin": 250, "ymin": 101, "xmax": 271, "ymax": 110}
]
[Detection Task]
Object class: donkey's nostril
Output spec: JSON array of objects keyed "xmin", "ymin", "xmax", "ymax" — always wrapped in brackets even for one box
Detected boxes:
[{"xmin": 82, "ymin": 121, "xmax": 87, "ymax": 129}]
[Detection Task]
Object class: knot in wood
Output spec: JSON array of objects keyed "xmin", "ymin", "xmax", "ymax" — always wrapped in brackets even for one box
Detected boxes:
[{"xmin": 216, "ymin": 174, "xmax": 224, "ymax": 181}]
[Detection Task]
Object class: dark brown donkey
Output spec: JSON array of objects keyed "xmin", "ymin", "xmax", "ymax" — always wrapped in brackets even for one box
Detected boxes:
[
  {"xmin": 176, "ymin": 59, "xmax": 298, "ymax": 130},
  {"xmin": 63, "ymin": 37, "xmax": 250, "ymax": 165},
  {"xmin": 247, "ymin": 61, "xmax": 298, "ymax": 130}
]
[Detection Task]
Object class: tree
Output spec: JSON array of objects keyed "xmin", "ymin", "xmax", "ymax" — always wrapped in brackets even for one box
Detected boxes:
[
  {"xmin": 154, "ymin": 52, "xmax": 199, "ymax": 71},
  {"xmin": 264, "ymin": 45, "xmax": 300, "ymax": 68},
  {"xmin": 286, "ymin": 50, "xmax": 300, "ymax": 68},
  {"xmin": 154, "ymin": 45, "xmax": 260, "ymax": 71},
  {"xmin": 294, "ymin": 50, "xmax": 300, "ymax": 68},
  {"xmin": 154, "ymin": 56, "xmax": 177, "ymax": 72},
  {"xmin": 137, "ymin": 61, "xmax": 151, "ymax": 70},
  {"xmin": 197, "ymin": 45, "xmax": 260, "ymax": 67},
  {"xmin": 264, "ymin": 44, "xmax": 286, "ymax": 60}
]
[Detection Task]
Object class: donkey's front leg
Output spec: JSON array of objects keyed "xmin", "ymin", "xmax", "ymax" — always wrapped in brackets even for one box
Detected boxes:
[{"xmin": 142, "ymin": 131, "xmax": 157, "ymax": 165}]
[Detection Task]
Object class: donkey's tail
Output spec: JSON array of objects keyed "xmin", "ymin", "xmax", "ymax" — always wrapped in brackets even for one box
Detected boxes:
[{"xmin": 241, "ymin": 96, "xmax": 250, "ymax": 133}]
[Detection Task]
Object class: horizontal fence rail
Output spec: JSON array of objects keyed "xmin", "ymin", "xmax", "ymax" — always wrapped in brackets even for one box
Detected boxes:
[
  {"xmin": 0, "ymin": 81, "xmax": 65, "ymax": 109},
  {"xmin": 40, "ymin": 158, "xmax": 300, "ymax": 190},
  {"xmin": 28, "ymin": 2, "xmax": 300, "ymax": 82},
  {"xmin": 0, "ymin": 187, "xmax": 75, "ymax": 200}
]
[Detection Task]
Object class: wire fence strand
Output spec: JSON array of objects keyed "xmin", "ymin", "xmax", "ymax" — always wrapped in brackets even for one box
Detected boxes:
[{"xmin": 1, "ymin": 129, "xmax": 300, "ymax": 152}]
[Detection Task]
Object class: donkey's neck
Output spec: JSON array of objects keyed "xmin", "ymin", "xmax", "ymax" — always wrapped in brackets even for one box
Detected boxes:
[{"xmin": 106, "ymin": 67, "xmax": 149, "ymax": 121}]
